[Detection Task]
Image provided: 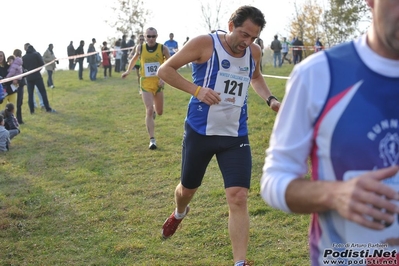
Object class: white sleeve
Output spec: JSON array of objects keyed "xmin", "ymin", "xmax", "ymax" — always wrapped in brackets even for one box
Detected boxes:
[{"xmin": 260, "ymin": 52, "xmax": 330, "ymax": 212}]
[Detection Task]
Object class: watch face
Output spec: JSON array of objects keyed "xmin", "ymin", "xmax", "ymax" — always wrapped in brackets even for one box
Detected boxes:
[{"xmin": 267, "ymin": 96, "xmax": 277, "ymax": 106}]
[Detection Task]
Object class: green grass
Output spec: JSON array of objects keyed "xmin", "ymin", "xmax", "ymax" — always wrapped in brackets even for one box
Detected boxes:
[{"xmin": 0, "ymin": 64, "xmax": 311, "ymax": 265}]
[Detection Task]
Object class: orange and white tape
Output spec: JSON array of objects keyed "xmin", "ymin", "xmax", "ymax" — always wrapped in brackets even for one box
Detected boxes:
[{"xmin": 0, "ymin": 46, "xmax": 135, "ymax": 84}]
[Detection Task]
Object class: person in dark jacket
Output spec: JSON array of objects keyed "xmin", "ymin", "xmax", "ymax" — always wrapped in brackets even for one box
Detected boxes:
[
  {"xmin": 87, "ymin": 38, "xmax": 98, "ymax": 81},
  {"xmin": 22, "ymin": 44, "xmax": 55, "ymax": 114},
  {"xmin": 75, "ymin": 40, "xmax": 85, "ymax": 80},
  {"xmin": 270, "ymin": 35, "xmax": 282, "ymax": 68},
  {"xmin": 292, "ymin": 37, "xmax": 304, "ymax": 64},
  {"xmin": 121, "ymin": 35, "xmax": 128, "ymax": 71},
  {"xmin": 67, "ymin": 41, "xmax": 76, "ymax": 70}
]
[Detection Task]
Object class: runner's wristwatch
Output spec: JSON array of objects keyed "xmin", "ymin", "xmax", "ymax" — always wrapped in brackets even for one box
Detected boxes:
[{"xmin": 267, "ymin": 95, "xmax": 278, "ymax": 107}]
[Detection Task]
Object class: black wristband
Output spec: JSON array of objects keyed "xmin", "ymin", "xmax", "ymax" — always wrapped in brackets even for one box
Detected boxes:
[{"xmin": 267, "ymin": 95, "xmax": 278, "ymax": 107}]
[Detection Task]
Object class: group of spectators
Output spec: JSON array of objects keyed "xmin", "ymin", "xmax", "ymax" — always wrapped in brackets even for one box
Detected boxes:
[
  {"xmin": 267, "ymin": 35, "xmax": 324, "ymax": 67},
  {"xmin": 66, "ymin": 35, "xmax": 137, "ymax": 81},
  {"xmin": 67, "ymin": 38, "xmax": 102, "ymax": 81},
  {"xmin": 0, "ymin": 31, "xmax": 181, "ymax": 151},
  {"xmin": 0, "ymin": 43, "xmax": 58, "ymax": 151},
  {"xmin": 65, "ymin": 32, "xmax": 181, "ymax": 83}
]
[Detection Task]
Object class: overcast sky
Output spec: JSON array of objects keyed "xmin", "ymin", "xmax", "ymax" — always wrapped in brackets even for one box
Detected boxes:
[{"xmin": 3, "ymin": 0, "xmax": 319, "ymax": 69}]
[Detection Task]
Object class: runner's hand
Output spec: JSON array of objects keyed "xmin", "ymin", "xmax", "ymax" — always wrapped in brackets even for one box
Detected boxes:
[
  {"xmin": 331, "ymin": 166, "xmax": 399, "ymax": 230},
  {"xmin": 196, "ymin": 87, "xmax": 221, "ymax": 106},
  {"xmin": 121, "ymin": 71, "xmax": 129, "ymax": 79}
]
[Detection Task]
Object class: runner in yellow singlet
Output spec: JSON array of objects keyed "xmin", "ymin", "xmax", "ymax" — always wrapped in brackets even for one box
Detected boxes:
[{"xmin": 122, "ymin": 27, "xmax": 170, "ymax": 150}]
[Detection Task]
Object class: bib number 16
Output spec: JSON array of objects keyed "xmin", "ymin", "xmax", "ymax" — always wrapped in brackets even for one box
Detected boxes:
[{"xmin": 144, "ymin": 62, "xmax": 160, "ymax": 77}]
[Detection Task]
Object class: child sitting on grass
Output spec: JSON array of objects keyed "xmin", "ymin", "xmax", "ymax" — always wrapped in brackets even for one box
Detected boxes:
[
  {"xmin": 0, "ymin": 114, "xmax": 10, "ymax": 151},
  {"xmin": 1, "ymin": 103, "xmax": 20, "ymax": 139}
]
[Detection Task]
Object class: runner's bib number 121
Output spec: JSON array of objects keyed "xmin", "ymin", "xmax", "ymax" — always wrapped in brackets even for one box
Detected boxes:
[{"xmin": 214, "ymin": 71, "xmax": 250, "ymax": 107}]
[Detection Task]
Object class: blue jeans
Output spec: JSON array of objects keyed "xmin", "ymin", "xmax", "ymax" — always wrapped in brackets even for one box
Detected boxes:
[
  {"xmin": 273, "ymin": 52, "xmax": 282, "ymax": 67},
  {"xmin": 34, "ymin": 86, "xmax": 44, "ymax": 107},
  {"xmin": 9, "ymin": 129, "xmax": 19, "ymax": 140},
  {"xmin": 47, "ymin": 70, "xmax": 54, "ymax": 87},
  {"xmin": 89, "ymin": 63, "xmax": 98, "ymax": 81}
]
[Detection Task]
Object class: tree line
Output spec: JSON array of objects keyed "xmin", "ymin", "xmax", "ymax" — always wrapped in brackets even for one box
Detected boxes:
[
  {"xmin": 289, "ymin": 0, "xmax": 371, "ymax": 48},
  {"xmin": 106, "ymin": 0, "xmax": 370, "ymax": 49}
]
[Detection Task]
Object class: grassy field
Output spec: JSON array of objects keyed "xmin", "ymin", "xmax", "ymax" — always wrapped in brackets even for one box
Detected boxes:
[{"xmin": 0, "ymin": 65, "xmax": 311, "ymax": 266}]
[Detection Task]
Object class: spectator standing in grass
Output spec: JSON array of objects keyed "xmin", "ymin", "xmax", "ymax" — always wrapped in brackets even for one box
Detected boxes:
[
  {"xmin": 43, "ymin": 43, "xmax": 58, "ymax": 88},
  {"xmin": 101, "ymin": 41, "xmax": 112, "ymax": 78},
  {"xmin": 87, "ymin": 38, "xmax": 98, "ymax": 81},
  {"xmin": 261, "ymin": 0, "xmax": 399, "ymax": 265},
  {"xmin": 157, "ymin": 6, "xmax": 280, "ymax": 266},
  {"xmin": 281, "ymin": 37, "xmax": 292, "ymax": 65},
  {"xmin": 67, "ymin": 41, "xmax": 76, "ymax": 70},
  {"xmin": 75, "ymin": 40, "xmax": 85, "ymax": 80},
  {"xmin": 292, "ymin": 36, "xmax": 304, "ymax": 64},
  {"xmin": 121, "ymin": 35, "xmax": 128, "ymax": 71},
  {"xmin": 22, "ymin": 43, "xmax": 56, "ymax": 114},
  {"xmin": 270, "ymin": 34, "xmax": 282, "ymax": 67},
  {"xmin": 113, "ymin": 40, "xmax": 122, "ymax": 73}
]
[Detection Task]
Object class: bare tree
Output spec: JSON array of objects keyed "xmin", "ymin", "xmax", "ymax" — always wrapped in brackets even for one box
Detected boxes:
[
  {"xmin": 200, "ymin": 0, "xmax": 224, "ymax": 32},
  {"xmin": 106, "ymin": 0, "xmax": 150, "ymax": 37},
  {"xmin": 198, "ymin": 0, "xmax": 255, "ymax": 33},
  {"xmin": 201, "ymin": 0, "xmax": 222, "ymax": 32}
]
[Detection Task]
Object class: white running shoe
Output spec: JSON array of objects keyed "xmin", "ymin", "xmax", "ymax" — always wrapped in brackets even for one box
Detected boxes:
[{"xmin": 149, "ymin": 138, "xmax": 157, "ymax": 150}]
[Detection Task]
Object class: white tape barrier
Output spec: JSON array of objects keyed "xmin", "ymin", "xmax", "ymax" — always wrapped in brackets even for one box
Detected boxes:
[
  {"xmin": 0, "ymin": 46, "xmax": 291, "ymax": 84},
  {"xmin": 0, "ymin": 46, "xmax": 133, "ymax": 84},
  {"xmin": 268, "ymin": 45, "xmax": 325, "ymax": 51},
  {"xmin": 262, "ymin": 74, "xmax": 290, "ymax": 80}
]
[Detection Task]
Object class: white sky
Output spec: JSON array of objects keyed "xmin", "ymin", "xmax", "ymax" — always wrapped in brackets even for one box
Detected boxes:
[{"xmin": 3, "ymin": 0, "xmax": 307, "ymax": 70}]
